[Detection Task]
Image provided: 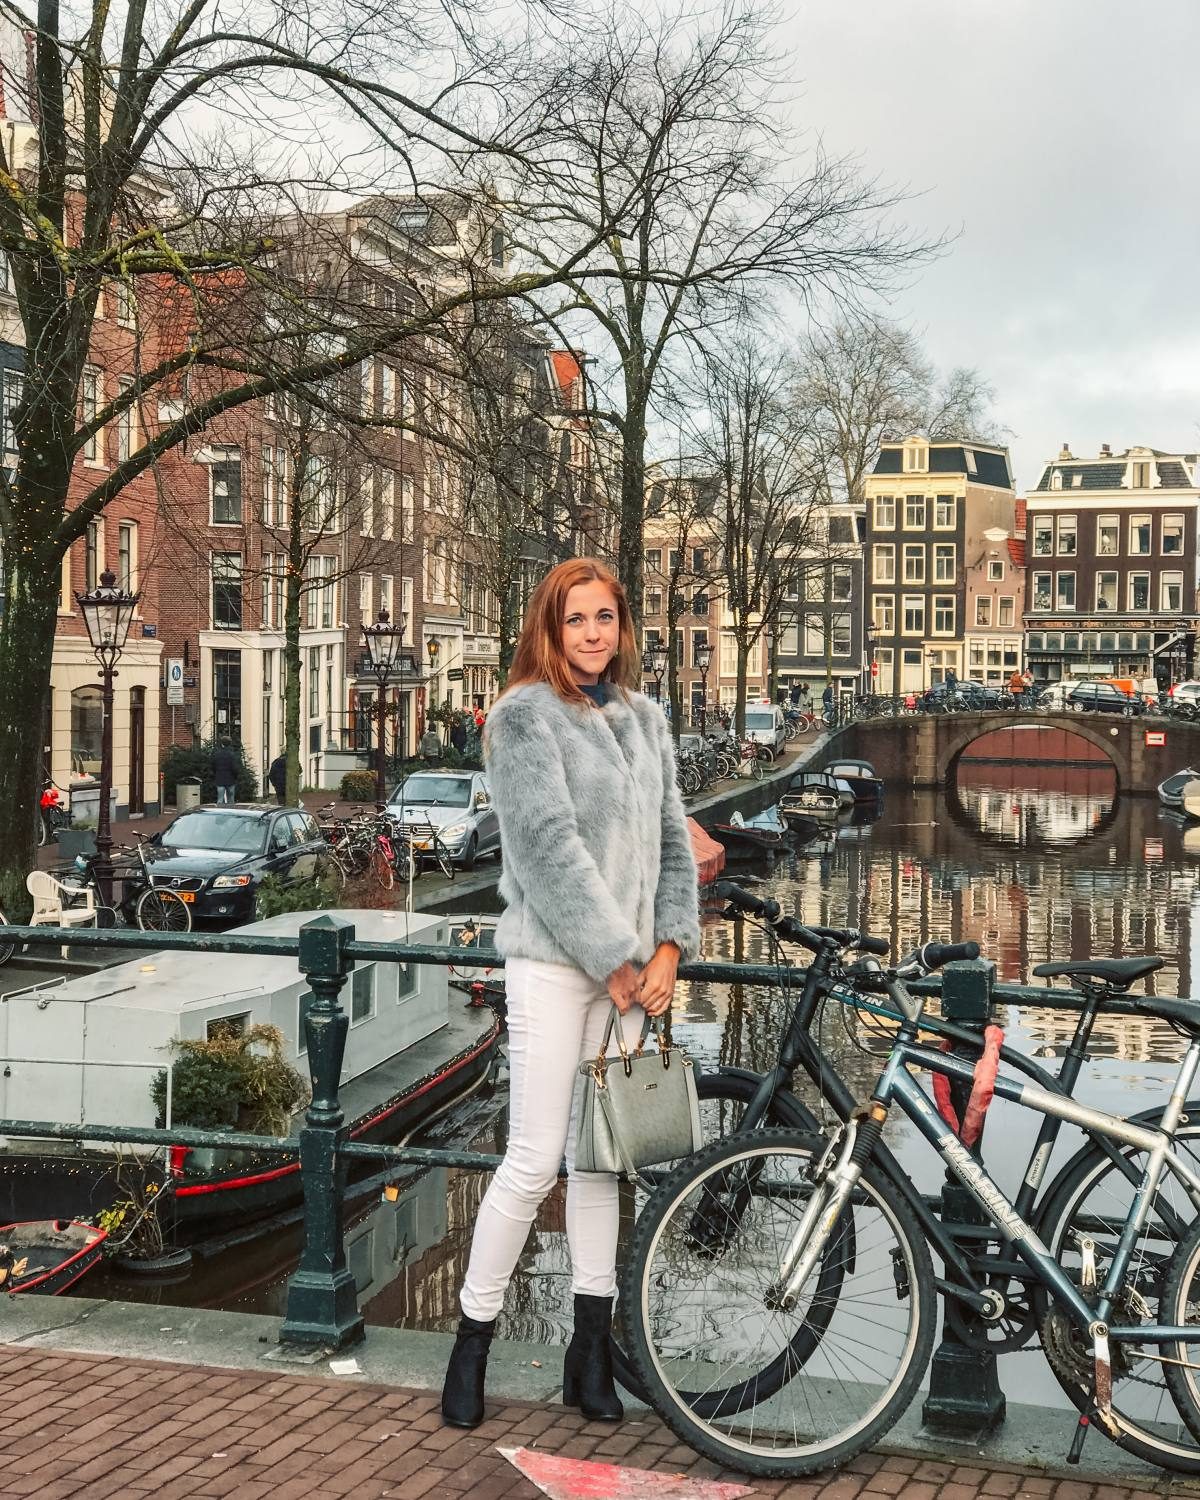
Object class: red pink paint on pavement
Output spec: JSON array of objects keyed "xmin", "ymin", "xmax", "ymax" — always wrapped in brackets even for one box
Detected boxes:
[{"xmin": 500, "ymin": 1446, "xmax": 756, "ymax": 1500}]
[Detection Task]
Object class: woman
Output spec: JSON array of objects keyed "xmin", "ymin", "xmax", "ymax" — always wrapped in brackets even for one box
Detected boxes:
[{"xmin": 441, "ymin": 558, "xmax": 700, "ymax": 1430}]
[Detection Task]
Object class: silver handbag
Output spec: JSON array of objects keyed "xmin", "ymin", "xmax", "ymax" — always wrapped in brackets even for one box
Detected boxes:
[{"xmin": 574, "ymin": 1005, "xmax": 702, "ymax": 1186}]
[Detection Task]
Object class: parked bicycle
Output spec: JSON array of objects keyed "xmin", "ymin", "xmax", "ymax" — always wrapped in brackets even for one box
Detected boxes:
[
  {"xmin": 66, "ymin": 833, "xmax": 193, "ymax": 931},
  {"xmin": 620, "ymin": 883, "xmax": 1200, "ymax": 1478},
  {"xmin": 36, "ymin": 779, "xmax": 72, "ymax": 848}
]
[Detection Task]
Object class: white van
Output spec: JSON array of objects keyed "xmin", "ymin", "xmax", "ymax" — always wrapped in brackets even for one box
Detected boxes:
[{"xmin": 743, "ymin": 703, "xmax": 787, "ymax": 759}]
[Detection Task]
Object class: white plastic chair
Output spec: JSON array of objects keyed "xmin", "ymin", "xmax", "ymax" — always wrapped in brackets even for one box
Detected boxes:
[{"xmin": 26, "ymin": 870, "xmax": 98, "ymax": 958}]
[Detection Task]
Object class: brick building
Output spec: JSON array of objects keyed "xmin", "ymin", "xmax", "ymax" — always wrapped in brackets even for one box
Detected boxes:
[
  {"xmin": 962, "ymin": 498, "xmax": 1026, "ymax": 687},
  {"xmin": 1023, "ymin": 444, "xmax": 1200, "ymax": 686}
]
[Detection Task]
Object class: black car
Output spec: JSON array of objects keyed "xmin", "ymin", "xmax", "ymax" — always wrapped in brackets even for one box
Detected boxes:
[
  {"xmin": 1066, "ymin": 682, "xmax": 1146, "ymax": 716},
  {"xmin": 145, "ymin": 806, "xmax": 334, "ymax": 924},
  {"xmin": 921, "ymin": 680, "xmax": 1001, "ymax": 712}
]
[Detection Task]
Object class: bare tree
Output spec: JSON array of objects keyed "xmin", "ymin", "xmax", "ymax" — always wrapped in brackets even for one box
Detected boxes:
[{"xmin": 505, "ymin": 4, "xmax": 927, "ymax": 618}]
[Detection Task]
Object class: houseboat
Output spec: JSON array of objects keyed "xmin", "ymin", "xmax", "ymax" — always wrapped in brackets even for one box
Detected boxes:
[
  {"xmin": 823, "ymin": 759, "xmax": 885, "ymax": 804},
  {"xmin": 0, "ymin": 908, "xmax": 501, "ymax": 1233}
]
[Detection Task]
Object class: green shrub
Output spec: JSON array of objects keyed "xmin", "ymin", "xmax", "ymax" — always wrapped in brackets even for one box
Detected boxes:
[
  {"xmin": 339, "ymin": 769, "xmax": 377, "ymax": 802},
  {"xmin": 162, "ymin": 738, "xmax": 259, "ymax": 804},
  {"xmin": 254, "ymin": 871, "xmax": 340, "ymax": 919},
  {"xmin": 152, "ymin": 1023, "xmax": 309, "ymax": 1134}
]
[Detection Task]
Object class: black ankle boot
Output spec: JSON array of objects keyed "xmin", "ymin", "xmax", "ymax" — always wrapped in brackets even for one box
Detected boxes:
[
  {"xmin": 441, "ymin": 1314, "xmax": 496, "ymax": 1428},
  {"xmin": 562, "ymin": 1294, "xmax": 624, "ymax": 1422}
]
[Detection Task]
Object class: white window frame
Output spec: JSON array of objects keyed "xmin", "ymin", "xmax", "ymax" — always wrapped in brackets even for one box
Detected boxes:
[
  {"xmin": 903, "ymin": 495, "xmax": 926, "ymax": 530},
  {"xmin": 998, "ymin": 596, "xmax": 1014, "ymax": 627},
  {"xmin": 1163, "ymin": 514, "xmax": 1185, "ymax": 555},
  {"xmin": 902, "ymin": 543, "xmax": 925, "ymax": 584},
  {"xmin": 873, "ymin": 496, "xmax": 895, "ymax": 530},
  {"xmin": 1032, "ymin": 516, "xmax": 1053, "ymax": 558},
  {"xmin": 901, "ymin": 594, "xmax": 925, "ymax": 635},
  {"xmin": 933, "ymin": 495, "xmax": 955, "ymax": 529},
  {"xmin": 81, "ymin": 368, "xmax": 101, "ymax": 463},
  {"xmin": 1056, "ymin": 572, "xmax": 1076, "ymax": 611},
  {"xmin": 1096, "ymin": 572, "xmax": 1118, "ymax": 611},
  {"xmin": 1129, "ymin": 515, "xmax": 1152, "ymax": 556},
  {"xmin": 1032, "ymin": 572, "xmax": 1052, "ymax": 611},
  {"xmin": 1056, "ymin": 515, "xmax": 1077, "ymax": 556},
  {"xmin": 987, "ymin": 560, "xmax": 1005, "ymax": 582},
  {"xmin": 872, "ymin": 545, "xmax": 895, "ymax": 584},
  {"xmin": 117, "ymin": 521, "xmax": 137, "ymax": 593},
  {"xmin": 932, "ymin": 595, "xmax": 955, "ymax": 636},
  {"xmin": 871, "ymin": 595, "xmax": 894, "ymax": 633},
  {"xmin": 974, "ymin": 596, "xmax": 992, "ymax": 628},
  {"xmin": 1097, "ymin": 515, "xmax": 1119, "ymax": 556},
  {"xmin": 933, "ymin": 543, "xmax": 955, "ymax": 583},
  {"xmin": 1128, "ymin": 572, "xmax": 1150, "ymax": 611},
  {"xmin": 1161, "ymin": 571, "xmax": 1184, "ymax": 612}
]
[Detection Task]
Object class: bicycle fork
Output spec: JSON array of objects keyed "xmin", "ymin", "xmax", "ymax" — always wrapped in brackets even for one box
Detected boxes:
[{"xmin": 766, "ymin": 1105, "xmax": 888, "ymax": 1311}]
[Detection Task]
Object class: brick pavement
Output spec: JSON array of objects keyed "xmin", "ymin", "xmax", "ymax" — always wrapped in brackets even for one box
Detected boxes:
[{"xmin": 0, "ymin": 1345, "xmax": 1177, "ymax": 1500}]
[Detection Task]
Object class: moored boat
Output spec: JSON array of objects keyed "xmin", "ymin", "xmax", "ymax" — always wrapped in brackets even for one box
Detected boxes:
[
  {"xmin": 709, "ymin": 821, "xmax": 790, "ymax": 858},
  {"xmin": 1183, "ymin": 779, "xmax": 1200, "ymax": 822},
  {"xmin": 0, "ymin": 1219, "xmax": 107, "ymax": 1294},
  {"xmin": 1158, "ymin": 767, "xmax": 1200, "ymax": 810},
  {"xmin": 823, "ymin": 759, "xmax": 885, "ymax": 803},
  {"xmin": 780, "ymin": 771, "xmax": 854, "ymax": 821}
]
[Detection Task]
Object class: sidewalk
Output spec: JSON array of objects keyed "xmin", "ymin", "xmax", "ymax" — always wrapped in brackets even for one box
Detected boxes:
[{"xmin": 0, "ymin": 1343, "xmax": 1170, "ymax": 1500}]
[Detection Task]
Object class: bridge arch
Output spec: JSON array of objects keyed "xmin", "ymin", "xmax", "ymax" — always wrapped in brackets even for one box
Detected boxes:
[{"xmin": 938, "ymin": 713, "xmax": 1124, "ymax": 790}]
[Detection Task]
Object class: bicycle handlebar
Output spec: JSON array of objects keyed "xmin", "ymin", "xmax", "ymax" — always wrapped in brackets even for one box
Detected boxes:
[{"xmin": 714, "ymin": 881, "xmax": 889, "ymax": 956}]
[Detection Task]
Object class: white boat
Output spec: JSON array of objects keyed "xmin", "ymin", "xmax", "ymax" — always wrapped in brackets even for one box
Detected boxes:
[
  {"xmin": 1182, "ymin": 779, "xmax": 1200, "ymax": 822},
  {"xmin": 0, "ymin": 908, "xmax": 501, "ymax": 1230}
]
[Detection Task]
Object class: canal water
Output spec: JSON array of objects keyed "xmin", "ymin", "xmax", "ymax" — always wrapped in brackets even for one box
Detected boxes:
[{"xmin": 75, "ymin": 767, "xmax": 1200, "ymax": 1410}]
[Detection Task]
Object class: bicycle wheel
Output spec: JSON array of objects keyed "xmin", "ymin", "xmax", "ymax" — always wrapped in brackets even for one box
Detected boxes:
[
  {"xmin": 1037, "ymin": 1114, "xmax": 1200, "ymax": 1471},
  {"xmin": 434, "ymin": 840, "xmax": 455, "ymax": 881},
  {"xmin": 0, "ymin": 910, "xmax": 14, "ymax": 966},
  {"xmin": 135, "ymin": 888, "xmax": 192, "ymax": 932},
  {"xmin": 621, "ymin": 1128, "xmax": 935, "ymax": 1477},
  {"xmin": 750, "ymin": 754, "xmax": 764, "ymax": 782},
  {"xmin": 1159, "ymin": 1216, "xmax": 1200, "ymax": 1450},
  {"xmin": 369, "ymin": 847, "xmax": 395, "ymax": 890}
]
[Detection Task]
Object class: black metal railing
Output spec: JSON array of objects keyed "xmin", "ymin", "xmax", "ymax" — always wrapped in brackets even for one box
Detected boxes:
[{"xmin": 0, "ymin": 920, "xmax": 1166, "ymax": 1428}]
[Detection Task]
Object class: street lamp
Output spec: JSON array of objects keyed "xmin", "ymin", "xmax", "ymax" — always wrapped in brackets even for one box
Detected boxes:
[
  {"xmin": 695, "ymin": 639, "xmax": 713, "ymax": 736},
  {"xmin": 648, "ymin": 641, "xmax": 669, "ymax": 703},
  {"xmin": 864, "ymin": 623, "xmax": 878, "ymax": 694},
  {"xmin": 425, "ymin": 637, "xmax": 440, "ymax": 740},
  {"xmin": 363, "ymin": 607, "xmax": 407, "ymax": 807},
  {"xmin": 76, "ymin": 569, "xmax": 140, "ymax": 906}
]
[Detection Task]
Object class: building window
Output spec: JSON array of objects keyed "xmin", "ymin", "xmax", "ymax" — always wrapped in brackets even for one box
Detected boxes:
[
  {"xmin": 1130, "ymin": 460, "xmax": 1150, "ymax": 489},
  {"xmin": 1162, "ymin": 572, "xmax": 1184, "ymax": 612},
  {"xmin": 1056, "ymin": 515, "xmax": 1076, "ymax": 555},
  {"xmin": 902, "ymin": 544, "xmax": 925, "ymax": 584},
  {"xmin": 933, "ymin": 596, "xmax": 955, "ymax": 635},
  {"xmin": 401, "ymin": 474, "xmax": 415, "ymax": 541},
  {"xmin": 873, "ymin": 496, "xmax": 895, "ymax": 529},
  {"xmin": 831, "ymin": 565, "xmax": 852, "ymax": 602},
  {"xmin": 934, "ymin": 495, "xmax": 955, "ymax": 528},
  {"xmin": 974, "ymin": 597, "xmax": 992, "ymax": 627},
  {"xmin": 902, "ymin": 595, "xmax": 925, "ymax": 634},
  {"xmin": 645, "ymin": 588, "xmax": 662, "ymax": 616},
  {"xmin": 85, "ymin": 521, "xmax": 101, "ymax": 591},
  {"xmin": 212, "ymin": 553, "xmax": 243, "ymax": 629},
  {"xmin": 872, "ymin": 545, "xmax": 895, "ymax": 584},
  {"xmin": 1097, "ymin": 515, "xmax": 1119, "ymax": 555},
  {"xmin": 1130, "ymin": 515, "xmax": 1152, "ymax": 555},
  {"xmin": 213, "ymin": 649, "xmax": 242, "ymax": 740},
  {"xmin": 351, "ymin": 966, "xmax": 375, "ymax": 1025},
  {"xmin": 71, "ymin": 686, "xmax": 103, "ymax": 775},
  {"xmin": 692, "ymin": 546, "xmax": 707, "ymax": 573},
  {"xmin": 1, "ymin": 369, "xmax": 23, "ymax": 456},
  {"xmin": 999, "ymin": 597, "xmax": 1014, "ymax": 627},
  {"xmin": 359, "ymin": 573, "xmax": 372, "ymax": 620},
  {"xmin": 778, "ymin": 623, "xmax": 799, "ymax": 655},
  {"xmin": 308, "ymin": 646, "xmax": 320, "ymax": 718},
  {"xmin": 903, "ymin": 444, "xmax": 928, "ymax": 473},
  {"xmin": 114, "ymin": 280, "xmax": 136, "ymax": 328},
  {"xmin": 802, "ymin": 566, "xmax": 825, "ymax": 601},
  {"xmin": 117, "ymin": 522, "xmax": 136, "ymax": 592},
  {"xmin": 644, "ymin": 547, "xmax": 661, "ymax": 572},
  {"xmin": 691, "ymin": 628, "xmax": 710, "ymax": 666},
  {"xmin": 380, "ymin": 470, "xmax": 394, "ymax": 540},
  {"xmin": 933, "ymin": 543, "xmax": 955, "ymax": 582},
  {"xmin": 1129, "ymin": 573, "xmax": 1150, "ymax": 611},
  {"xmin": 381, "ymin": 364, "xmax": 397, "ymax": 418},
  {"xmin": 988, "ymin": 560, "xmax": 1005, "ymax": 582},
  {"xmin": 904, "ymin": 495, "xmax": 926, "ymax": 530},
  {"xmin": 831, "ymin": 614, "xmax": 852, "ymax": 657},
  {"xmin": 803, "ymin": 612, "xmax": 824, "ymax": 656},
  {"xmin": 116, "ymin": 376, "xmax": 135, "ymax": 462},
  {"xmin": 1095, "ymin": 572, "xmax": 1118, "ymax": 611},
  {"xmin": 872, "ymin": 595, "xmax": 894, "ymax": 633},
  {"xmin": 210, "ymin": 447, "xmax": 242, "ymax": 525},
  {"xmin": 1163, "ymin": 515, "xmax": 1185, "ymax": 554},
  {"xmin": 1056, "ymin": 572, "xmax": 1075, "ymax": 610},
  {"xmin": 1032, "ymin": 516, "xmax": 1053, "ymax": 557},
  {"xmin": 1032, "ymin": 572, "xmax": 1051, "ymax": 610},
  {"xmin": 81, "ymin": 368, "xmax": 100, "ymax": 461}
]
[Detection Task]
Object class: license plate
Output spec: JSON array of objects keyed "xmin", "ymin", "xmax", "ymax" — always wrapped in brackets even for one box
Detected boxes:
[{"xmin": 176, "ymin": 891, "xmax": 195, "ymax": 902}]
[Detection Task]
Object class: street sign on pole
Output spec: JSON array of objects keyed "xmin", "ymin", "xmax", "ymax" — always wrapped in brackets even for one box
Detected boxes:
[
  {"xmin": 166, "ymin": 658, "xmax": 184, "ymax": 705},
  {"xmin": 446, "ymin": 667, "xmax": 465, "ymax": 681}
]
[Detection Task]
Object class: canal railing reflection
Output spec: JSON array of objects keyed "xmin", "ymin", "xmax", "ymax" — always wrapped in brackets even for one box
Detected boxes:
[{"xmin": 0, "ymin": 918, "xmax": 1179, "ymax": 1386}]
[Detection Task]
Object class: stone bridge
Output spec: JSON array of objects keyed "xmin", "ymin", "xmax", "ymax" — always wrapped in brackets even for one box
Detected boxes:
[{"xmin": 822, "ymin": 710, "xmax": 1200, "ymax": 794}]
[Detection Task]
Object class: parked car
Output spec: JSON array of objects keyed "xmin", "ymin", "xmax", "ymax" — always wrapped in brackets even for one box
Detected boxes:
[
  {"xmin": 1030, "ymin": 679, "xmax": 1080, "ymax": 711},
  {"xmin": 147, "ymin": 806, "xmax": 336, "ymax": 924},
  {"xmin": 921, "ymin": 680, "xmax": 1001, "ymax": 712},
  {"xmin": 1167, "ymin": 681, "xmax": 1200, "ymax": 718},
  {"xmin": 742, "ymin": 704, "xmax": 788, "ymax": 758},
  {"xmin": 386, "ymin": 770, "xmax": 500, "ymax": 870},
  {"xmin": 1065, "ymin": 681, "xmax": 1146, "ymax": 715}
]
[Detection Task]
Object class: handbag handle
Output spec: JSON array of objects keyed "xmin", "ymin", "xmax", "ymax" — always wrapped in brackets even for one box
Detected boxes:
[{"xmin": 595, "ymin": 1004, "xmax": 670, "ymax": 1075}]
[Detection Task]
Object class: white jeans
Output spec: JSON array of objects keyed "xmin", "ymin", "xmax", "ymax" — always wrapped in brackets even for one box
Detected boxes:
[{"xmin": 459, "ymin": 957, "xmax": 644, "ymax": 1322}]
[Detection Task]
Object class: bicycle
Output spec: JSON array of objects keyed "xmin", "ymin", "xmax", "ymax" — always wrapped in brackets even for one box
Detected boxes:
[
  {"xmin": 399, "ymin": 817, "xmax": 456, "ymax": 881},
  {"xmin": 621, "ymin": 898, "xmax": 1200, "ymax": 1477},
  {"xmin": 36, "ymin": 779, "xmax": 72, "ymax": 848},
  {"xmin": 68, "ymin": 833, "xmax": 193, "ymax": 931}
]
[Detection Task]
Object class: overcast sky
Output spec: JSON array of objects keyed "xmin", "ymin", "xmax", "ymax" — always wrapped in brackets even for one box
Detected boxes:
[{"xmin": 786, "ymin": 0, "xmax": 1200, "ymax": 491}]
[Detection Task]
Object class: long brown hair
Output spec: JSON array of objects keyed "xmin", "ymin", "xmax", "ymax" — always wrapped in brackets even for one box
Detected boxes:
[{"xmin": 502, "ymin": 558, "xmax": 640, "ymax": 704}]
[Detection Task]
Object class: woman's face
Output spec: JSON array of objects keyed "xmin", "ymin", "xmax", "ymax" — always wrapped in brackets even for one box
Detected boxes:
[{"xmin": 562, "ymin": 579, "xmax": 621, "ymax": 685}]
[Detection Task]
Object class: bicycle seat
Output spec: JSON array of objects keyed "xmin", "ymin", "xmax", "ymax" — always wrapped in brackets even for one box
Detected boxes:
[{"xmin": 1033, "ymin": 956, "xmax": 1164, "ymax": 989}]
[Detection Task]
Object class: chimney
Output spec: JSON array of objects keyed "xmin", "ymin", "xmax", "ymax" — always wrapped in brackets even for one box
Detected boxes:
[
  {"xmin": 1100, "ymin": 443, "xmax": 1112, "ymax": 458},
  {"xmin": 1058, "ymin": 442, "xmax": 1074, "ymax": 461}
]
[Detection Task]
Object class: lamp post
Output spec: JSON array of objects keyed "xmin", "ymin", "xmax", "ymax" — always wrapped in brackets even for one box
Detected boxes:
[
  {"xmin": 864, "ymin": 623, "xmax": 878, "ymax": 695},
  {"xmin": 695, "ymin": 639, "xmax": 713, "ymax": 736},
  {"xmin": 425, "ymin": 637, "xmax": 440, "ymax": 741},
  {"xmin": 649, "ymin": 641, "xmax": 669, "ymax": 704},
  {"xmin": 76, "ymin": 569, "xmax": 140, "ymax": 906},
  {"xmin": 363, "ymin": 607, "xmax": 406, "ymax": 807}
]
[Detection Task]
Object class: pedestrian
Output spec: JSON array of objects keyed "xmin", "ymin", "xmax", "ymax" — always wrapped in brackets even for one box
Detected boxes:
[
  {"xmin": 1008, "ymin": 667, "xmax": 1025, "ymax": 704},
  {"xmin": 821, "ymin": 681, "xmax": 833, "ymax": 719},
  {"xmin": 440, "ymin": 556, "xmax": 700, "ymax": 1432},
  {"xmin": 419, "ymin": 723, "xmax": 441, "ymax": 762},
  {"xmin": 473, "ymin": 705, "xmax": 485, "ymax": 733},
  {"xmin": 449, "ymin": 714, "xmax": 468, "ymax": 755},
  {"xmin": 267, "ymin": 753, "xmax": 288, "ymax": 805},
  {"xmin": 789, "ymin": 681, "xmax": 802, "ymax": 707},
  {"xmin": 945, "ymin": 666, "xmax": 958, "ymax": 691},
  {"xmin": 211, "ymin": 738, "xmax": 238, "ymax": 805}
]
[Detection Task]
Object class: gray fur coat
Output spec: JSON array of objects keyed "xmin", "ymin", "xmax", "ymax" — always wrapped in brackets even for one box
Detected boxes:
[{"xmin": 484, "ymin": 681, "xmax": 701, "ymax": 982}]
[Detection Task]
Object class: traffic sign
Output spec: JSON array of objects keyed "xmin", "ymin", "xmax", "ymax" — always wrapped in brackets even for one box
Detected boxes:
[{"xmin": 166, "ymin": 658, "xmax": 184, "ymax": 705}]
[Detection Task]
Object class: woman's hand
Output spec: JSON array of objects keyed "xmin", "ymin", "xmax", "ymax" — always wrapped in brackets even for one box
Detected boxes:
[
  {"xmin": 638, "ymin": 942, "xmax": 680, "ymax": 1017},
  {"xmin": 605, "ymin": 961, "xmax": 642, "ymax": 1015}
]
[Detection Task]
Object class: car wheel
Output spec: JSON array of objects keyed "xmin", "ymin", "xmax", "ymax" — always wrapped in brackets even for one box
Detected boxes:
[{"xmin": 460, "ymin": 834, "xmax": 478, "ymax": 872}]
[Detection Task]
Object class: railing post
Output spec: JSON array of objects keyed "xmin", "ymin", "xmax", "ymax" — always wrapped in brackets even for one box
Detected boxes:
[
  {"xmin": 921, "ymin": 956, "xmax": 1007, "ymax": 1440},
  {"xmin": 279, "ymin": 914, "xmax": 365, "ymax": 1350}
]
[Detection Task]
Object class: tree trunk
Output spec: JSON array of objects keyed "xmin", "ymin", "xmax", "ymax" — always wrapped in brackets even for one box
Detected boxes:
[
  {"xmin": 666, "ymin": 651, "xmax": 681, "ymax": 745},
  {"xmin": 734, "ymin": 636, "xmax": 750, "ymax": 740},
  {"xmin": 284, "ymin": 512, "xmax": 304, "ymax": 804},
  {"xmin": 0, "ymin": 559, "xmax": 61, "ymax": 913},
  {"xmin": 617, "ymin": 379, "xmax": 647, "ymax": 621}
]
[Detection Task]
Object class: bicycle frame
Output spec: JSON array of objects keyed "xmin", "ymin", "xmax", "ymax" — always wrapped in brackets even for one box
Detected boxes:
[{"xmin": 781, "ymin": 1034, "xmax": 1200, "ymax": 1345}]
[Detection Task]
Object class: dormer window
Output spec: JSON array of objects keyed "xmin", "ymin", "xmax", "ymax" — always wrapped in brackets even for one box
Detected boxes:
[
  {"xmin": 1129, "ymin": 460, "xmax": 1150, "ymax": 489},
  {"xmin": 1050, "ymin": 470, "xmax": 1062, "ymax": 490},
  {"xmin": 903, "ymin": 442, "xmax": 928, "ymax": 473},
  {"xmin": 964, "ymin": 448, "xmax": 977, "ymax": 477}
]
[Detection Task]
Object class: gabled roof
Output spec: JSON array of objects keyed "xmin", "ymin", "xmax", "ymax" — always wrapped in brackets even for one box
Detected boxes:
[{"xmin": 1007, "ymin": 537, "xmax": 1026, "ymax": 567}]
